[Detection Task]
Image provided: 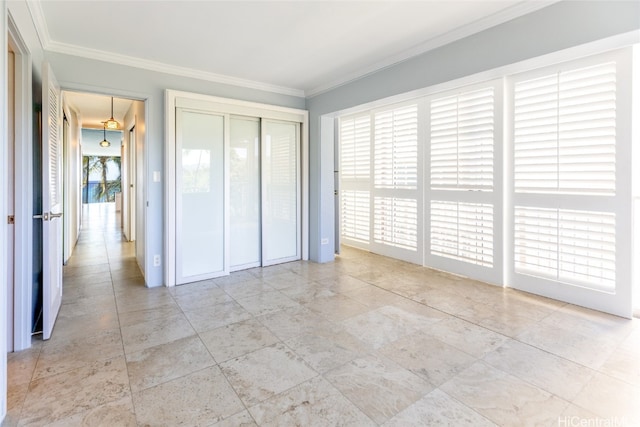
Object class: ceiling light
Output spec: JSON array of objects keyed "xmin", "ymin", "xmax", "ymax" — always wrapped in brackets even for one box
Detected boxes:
[
  {"xmin": 103, "ymin": 97, "xmax": 119, "ymax": 130},
  {"xmin": 100, "ymin": 126, "xmax": 111, "ymax": 147}
]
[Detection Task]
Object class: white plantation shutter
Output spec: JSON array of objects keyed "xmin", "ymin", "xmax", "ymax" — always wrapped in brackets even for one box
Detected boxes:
[
  {"xmin": 427, "ymin": 81, "xmax": 499, "ymax": 279},
  {"xmin": 340, "ymin": 190, "xmax": 370, "ymax": 244},
  {"xmin": 374, "ymin": 197, "xmax": 418, "ymax": 251},
  {"xmin": 371, "ymin": 103, "xmax": 420, "ymax": 259},
  {"xmin": 339, "ymin": 104, "xmax": 421, "ymax": 261},
  {"xmin": 431, "ymin": 201, "xmax": 494, "ymax": 267},
  {"xmin": 340, "ymin": 114, "xmax": 372, "ymax": 248},
  {"xmin": 431, "ymin": 88, "xmax": 494, "ymax": 190},
  {"xmin": 514, "ymin": 62, "xmax": 616, "ymax": 195},
  {"xmin": 510, "ymin": 49, "xmax": 632, "ymax": 316},
  {"xmin": 558, "ymin": 210, "xmax": 616, "ymax": 289},
  {"xmin": 514, "ymin": 207, "xmax": 616, "ymax": 291},
  {"xmin": 374, "ymin": 105, "xmax": 418, "ymax": 189},
  {"xmin": 514, "ymin": 206, "xmax": 559, "ymax": 277},
  {"xmin": 340, "ymin": 115, "xmax": 370, "ymax": 180}
]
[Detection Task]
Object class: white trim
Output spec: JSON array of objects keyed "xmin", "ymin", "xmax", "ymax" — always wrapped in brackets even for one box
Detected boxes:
[
  {"xmin": 633, "ymin": 44, "xmax": 640, "ymax": 315},
  {"xmin": 172, "ymin": 91, "xmax": 307, "ymax": 122},
  {"xmin": 165, "ymin": 91, "xmax": 176, "ymax": 287},
  {"xmin": 50, "ymin": 41, "xmax": 304, "ymax": 98},
  {"xmin": 61, "ymin": 100, "xmax": 71, "ymax": 264},
  {"xmin": 306, "ymin": 0, "xmax": 560, "ymax": 97},
  {"xmin": 1, "ymin": 0, "xmax": 8, "ymax": 421},
  {"xmin": 165, "ymin": 90, "xmax": 309, "ymax": 287},
  {"xmin": 8, "ymin": 11, "xmax": 33, "ymax": 352},
  {"xmin": 301, "ymin": 110, "xmax": 310, "ymax": 261}
]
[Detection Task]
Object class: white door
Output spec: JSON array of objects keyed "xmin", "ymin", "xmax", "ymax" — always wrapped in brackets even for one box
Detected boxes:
[
  {"xmin": 175, "ymin": 109, "xmax": 227, "ymax": 284},
  {"xmin": 7, "ymin": 48, "xmax": 16, "ymax": 351},
  {"xmin": 230, "ymin": 116, "xmax": 261, "ymax": 271},
  {"xmin": 41, "ymin": 62, "xmax": 63, "ymax": 340},
  {"xmin": 261, "ymin": 119, "xmax": 301, "ymax": 265}
]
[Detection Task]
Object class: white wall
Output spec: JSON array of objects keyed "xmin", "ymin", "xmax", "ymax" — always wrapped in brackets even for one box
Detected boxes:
[{"xmin": 306, "ymin": 0, "xmax": 640, "ymax": 265}]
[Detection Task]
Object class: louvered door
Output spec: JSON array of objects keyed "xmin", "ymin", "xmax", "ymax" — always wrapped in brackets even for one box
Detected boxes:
[
  {"xmin": 509, "ymin": 49, "xmax": 632, "ymax": 317},
  {"xmin": 42, "ymin": 63, "xmax": 64, "ymax": 339}
]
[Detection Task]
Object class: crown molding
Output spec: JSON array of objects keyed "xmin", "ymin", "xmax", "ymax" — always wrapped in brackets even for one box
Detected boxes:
[
  {"xmin": 27, "ymin": 0, "xmax": 559, "ymax": 100},
  {"xmin": 305, "ymin": 0, "xmax": 560, "ymax": 98},
  {"xmin": 26, "ymin": 0, "xmax": 305, "ymax": 98},
  {"xmin": 46, "ymin": 40, "xmax": 306, "ymax": 98},
  {"xmin": 26, "ymin": 0, "xmax": 50, "ymax": 50}
]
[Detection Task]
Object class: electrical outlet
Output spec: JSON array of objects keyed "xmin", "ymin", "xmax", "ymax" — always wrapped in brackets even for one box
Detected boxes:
[{"xmin": 153, "ymin": 254, "xmax": 161, "ymax": 267}]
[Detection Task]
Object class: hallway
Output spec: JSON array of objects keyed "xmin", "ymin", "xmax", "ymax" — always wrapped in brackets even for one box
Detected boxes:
[{"xmin": 5, "ymin": 205, "xmax": 640, "ymax": 426}]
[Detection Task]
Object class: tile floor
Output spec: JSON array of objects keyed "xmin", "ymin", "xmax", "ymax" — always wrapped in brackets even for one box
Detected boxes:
[{"xmin": 5, "ymin": 203, "xmax": 640, "ymax": 426}]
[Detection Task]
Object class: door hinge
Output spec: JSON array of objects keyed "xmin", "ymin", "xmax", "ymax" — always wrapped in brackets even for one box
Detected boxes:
[{"xmin": 8, "ymin": 215, "xmax": 15, "ymax": 225}]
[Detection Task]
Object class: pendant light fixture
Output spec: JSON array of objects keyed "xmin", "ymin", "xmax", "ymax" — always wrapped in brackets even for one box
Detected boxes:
[
  {"xmin": 103, "ymin": 97, "xmax": 120, "ymax": 130},
  {"xmin": 99, "ymin": 125, "xmax": 111, "ymax": 147}
]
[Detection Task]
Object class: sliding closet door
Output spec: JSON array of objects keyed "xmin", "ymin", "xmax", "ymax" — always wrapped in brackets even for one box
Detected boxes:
[
  {"xmin": 175, "ymin": 109, "xmax": 227, "ymax": 284},
  {"xmin": 262, "ymin": 120, "xmax": 300, "ymax": 265},
  {"xmin": 230, "ymin": 116, "xmax": 261, "ymax": 271}
]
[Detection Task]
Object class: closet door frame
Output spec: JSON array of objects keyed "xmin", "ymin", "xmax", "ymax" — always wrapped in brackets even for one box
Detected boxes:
[
  {"xmin": 261, "ymin": 119, "xmax": 302, "ymax": 266},
  {"xmin": 165, "ymin": 90, "xmax": 309, "ymax": 287}
]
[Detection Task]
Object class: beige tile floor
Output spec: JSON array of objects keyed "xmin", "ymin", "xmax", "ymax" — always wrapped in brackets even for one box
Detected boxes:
[{"xmin": 5, "ymin": 203, "xmax": 640, "ymax": 426}]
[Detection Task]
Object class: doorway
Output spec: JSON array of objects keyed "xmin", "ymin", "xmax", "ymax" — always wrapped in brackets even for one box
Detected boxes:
[{"xmin": 63, "ymin": 92, "xmax": 142, "ymax": 252}]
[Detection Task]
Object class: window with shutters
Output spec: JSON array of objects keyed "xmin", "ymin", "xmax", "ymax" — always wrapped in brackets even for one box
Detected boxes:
[
  {"xmin": 510, "ymin": 48, "xmax": 631, "ymax": 313},
  {"xmin": 430, "ymin": 87, "xmax": 494, "ymax": 191},
  {"xmin": 371, "ymin": 103, "xmax": 420, "ymax": 257},
  {"xmin": 514, "ymin": 207, "xmax": 616, "ymax": 291},
  {"xmin": 373, "ymin": 197, "xmax": 418, "ymax": 251},
  {"xmin": 340, "ymin": 190, "xmax": 370, "ymax": 244},
  {"xmin": 340, "ymin": 115, "xmax": 370, "ymax": 181},
  {"xmin": 339, "ymin": 104, "xmax": 420, "ymax": 260},
  {"xmin": 340, "ymin": 114, "xmax": 371, "ymax": 247},
  {"xmin": 336, "ymin": 46, "xmax": 633, "ymax": 316},
  {"xmin": 427, "ymin": 81, "xmax": 500, "ymax": 275},
  {"xmin": 513, "ymin": 62, "xmax": 616, "ymax": 195},
  {"xmin": 431, "ymin": 201, "xmax": 494, "ymax": 267},
  {"xmin": 374, "ymin": 105, "xmax": 418, "ymax": 189}
]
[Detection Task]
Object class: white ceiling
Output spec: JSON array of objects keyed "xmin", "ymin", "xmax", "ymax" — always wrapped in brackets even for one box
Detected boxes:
[
  {"xmin": 64, "ymin": 91, "xmax": 133, "ymax": 130},
  {"xmin": 31, "ymin": 0, "xmax": 551, "ymax": 97},
  {"xmin": 63, "ymin": 91, "xmax": 133, "ymax": 155}
]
